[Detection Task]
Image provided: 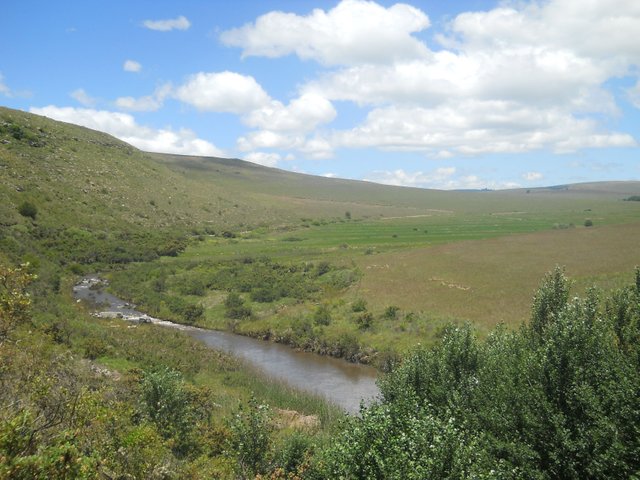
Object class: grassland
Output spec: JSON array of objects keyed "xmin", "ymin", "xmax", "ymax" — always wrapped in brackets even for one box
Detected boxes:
[{"xmin": 108, "ymin": 186, "xmax": 640, "ymax": 361}]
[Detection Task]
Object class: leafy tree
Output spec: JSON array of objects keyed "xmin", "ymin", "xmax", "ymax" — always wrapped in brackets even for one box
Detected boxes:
[
  {"xmin": 317, "ymin": 268, "xmax": 640, "ymax": 479},
  {"xmin": 530, "ymin": 265, "xmax": 570, "ymax": 339},
  {"xmin": 226, "ymin": 397, "xmax": 273, "ymax": 478}
]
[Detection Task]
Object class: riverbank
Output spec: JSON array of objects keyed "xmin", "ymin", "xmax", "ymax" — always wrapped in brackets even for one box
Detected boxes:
[{"xmin": 74, "ymin": 275, "xmax": 380, "ymax": 413}]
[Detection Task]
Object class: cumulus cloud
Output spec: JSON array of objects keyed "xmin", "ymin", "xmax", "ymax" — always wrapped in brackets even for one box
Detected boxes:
[
  {"xmin": 0, "ymin": 73, "xmax": 11, "ymax": 97},
  {"xmin": 237, "ymin": 93, "xmax": 336, "ymax": 159},
  {"xmin": 237, "ymin": 130, "xmax": 303, "ymax": 151},
  {"xmin": 244, "ymin": 93, "xmax": 336, "ymax": 132},
  {"xmin": 523, "ymin": 171, "xmax": 543, "ymax": 181},
  {"xmin": 115, "ymin": 83, "xmax": 172, "ymax": 112},
  {"xmin": 30, "ymin": 106, "xmax": 223, "ymax": 157},
  {"xmin": 220, "ymin": 0, "xmax": 430, "ymax": 66},
  {"xmin": 287, "ymin": 0, "xmax": 639, "ymax": 156},
  {"xmin": 365, "ymin": 167, "xmax": 520, "ymax": 190},
  {"xmin": 70, "ymin": 88, "xmax": 96, "ymax": 107},
  {"xmin": 143, "ymin": 15, "xmax": 190, "ymax": 32},
  {"xmin": 123, "ymin": 60, "xmax": 142, "ymax": 73},
  {"xmin": 332, "ymin": 102, "xmax": 636, "ymax": 155},
  {"xmin": 629, "ymin": 80, "xmax": 640, "ymax": 109},
  {"xmin": 175, "ymin": 71, "xmax": 270, "ymax": 113},
  {"xmin": 244, "ymin": 151, "xmax": 281, "ymax": 167}
]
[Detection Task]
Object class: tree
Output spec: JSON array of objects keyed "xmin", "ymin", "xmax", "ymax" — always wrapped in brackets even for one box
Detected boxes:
[
  {"xmin": 227, "ymin": 397, "xmax": 273, "ymax": 478},
  {"xmin": 530, "ymin": 265, "xmax": 570, "ymax": 339}
]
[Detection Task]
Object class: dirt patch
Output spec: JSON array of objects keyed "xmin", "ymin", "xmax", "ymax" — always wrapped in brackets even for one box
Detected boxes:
[
  {"xmin": 429, "ymin": 277, "xmax": 471, "ymax": 291},
  {"xmin": 274, "ymin": 408, "xmax": 320, "ymax": 430}
]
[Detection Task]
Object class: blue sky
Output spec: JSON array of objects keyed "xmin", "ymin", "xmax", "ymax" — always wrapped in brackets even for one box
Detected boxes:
[{"xmin": 2, "ymin": 0, "xmax": 639, "ymax": 189}]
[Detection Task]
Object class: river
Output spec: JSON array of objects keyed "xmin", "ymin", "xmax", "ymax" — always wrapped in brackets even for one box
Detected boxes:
[{"xmin": 73, "ymin": 276, "xmax": 380, "ymax": 413}]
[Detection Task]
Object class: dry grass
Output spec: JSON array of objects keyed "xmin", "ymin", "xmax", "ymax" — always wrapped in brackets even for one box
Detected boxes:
[{"xmin": 354, "ymin": 222, "xmax": 640, "ymax": 333}]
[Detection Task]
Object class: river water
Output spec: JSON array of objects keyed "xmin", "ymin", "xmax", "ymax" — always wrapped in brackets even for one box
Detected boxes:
[{"xmin": 73, "ymin": 276, "xmax": 380, "ymax": 413}]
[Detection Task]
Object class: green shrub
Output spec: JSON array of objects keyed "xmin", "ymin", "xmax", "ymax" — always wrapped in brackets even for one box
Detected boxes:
[
  {"xmin": 351, "ymin": 298, "xmax": 367, "ymax": 312},
  {"xmin": 356, "ymin": 311, "xmax": 374, "ymax": 330},
  {"xmin": 224, "ymin": 292, "xmax": 252, "ymax": 319},
  {"xmin": 18, "ymin": 201, "xmax": 37, "ymax": 220},
  {"xmin": 227, "ymin": 397, "xmax": 272, "ymax": 478},
  {"xmin": 584, "ymin": 218, "xmax": 593, "ymax": 227},
  {"xmin": 383, "ymin": 305, "xmax": 400, "ymax": 320},
  {"xmin": 313, "ymin": 304, "xmax": 332, "ymax": 326}
]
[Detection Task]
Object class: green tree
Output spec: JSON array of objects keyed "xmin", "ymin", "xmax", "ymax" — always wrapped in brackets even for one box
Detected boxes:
[
  {"xmin": 227, "ymin": 397, "xmax": 273, "ymax": 478},
  {"xmin": 530, "ymin": 265, "xmax": 570, "ymax": 339},
  {"xmin": 140, "ymin": 368, "xmax": 191, "ymax": 445}
]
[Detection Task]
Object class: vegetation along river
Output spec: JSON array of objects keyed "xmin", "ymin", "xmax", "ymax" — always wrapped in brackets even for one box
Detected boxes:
[{"xmin": 73, "ymin": 276, "xmax": 379, "ymax": 413}]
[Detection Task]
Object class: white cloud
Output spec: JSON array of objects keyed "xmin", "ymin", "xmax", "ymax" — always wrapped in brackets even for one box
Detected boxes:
[
  {"xmin": 123, "ymin": 60, "xmax": 142, "ymax": 73},
  {"xmin": 523, "ymin": 171, "xmax": 543, "ymax": 181},
  {"xmin": 70, "ymin": 88, "xmax": 96, "ymax": 107},
  {"xmin": 115, "ymin": 83, "xmax": 171, "ymax": 112},
  {"xmin": 143, "ymin": 15, "xmax": 190, "ymax": 32},
  {"xmin": 237, "ymin": 130, "xmax": 303, "ymax": 151},
  {"xmin": 244, "ymin": 151, "xmax": 281, "ymax": 167},
  {"xmin": 331, "ymin": 101, "xmax": 636, "ymax": 156},
  {"xmin": 365, "ymin": 167, "xmax": 520, "ymax": 190},
  {"xmin": 446, "ymin": 1, "xmax": 640, "ymax": 64},
  {"xmin": 30, "ymin": 106, "xmax": 223, "ymax": 157},
  {"xmin": 629, "ymin": 80, "xmax": 640, "ymax": 109},
  {"xmin": 299, "ymin": 137, "xmax": 334, "ymax": 159},
  {"xmin": 0, "ymin": 73, "xmax": 12, "ymax": 97},
  {"xmin": 244, "ymin": 93, "xmax": 336, "ymax": 132},
  {"xmin": 175, "ymin": 71, "xmax": 270, "ymax": 113},
  {"xmin": 288, "ymin": 0, "xmax": 639, "ymax": 156},
  {"xmin": 220, "ymin": 0, "xmax": 430, "ymax": 66},
  {"xmin": 237, "ymin": 93, "xmax": 336, "ymax": 159}
]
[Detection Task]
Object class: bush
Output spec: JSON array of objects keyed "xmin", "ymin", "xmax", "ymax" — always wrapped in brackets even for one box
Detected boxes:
[
  {"xmin": 356, "ymin": 311, "xmax": 374, "ymax": 330},
  {"xmin": 0, "ymin": 264, "xmax": 34, "ymax": 340},
  {"xmin": 224, "ymin": 292, "xmax": 252, "ymax": 319},
  {"xmin": 584, "ymin": 218, "xmax": 593, "ymax": 227},
  {"xmin": 313, "ymin": 304, "xmax": 331, "ymax": 326},
  {"xmin": 351, "ymin": 298, "xmax": 367, "ymax": 312},
  {"xmin": 227, "ymin": 397, "xmax": 272, "ymax": 478},
  {"xmin": 315, "ymin": 261, "xmax": 331, "ymax": 277},
  {"xmin": 182, "ymin": 303, "xmax": 204, "ymax": 324},
  {"xmin": 18, "ymin": 201, "xmax": 37, "ymax": 220},
  {"xmin": 383, "ymin": 305, "xmax": 400, "ymax": 320}
]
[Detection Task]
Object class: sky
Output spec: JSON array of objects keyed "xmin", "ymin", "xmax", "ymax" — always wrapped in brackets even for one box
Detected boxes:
[{"xmin": 1, "ymin": 0, "xmax": 639, "ymax": 190}]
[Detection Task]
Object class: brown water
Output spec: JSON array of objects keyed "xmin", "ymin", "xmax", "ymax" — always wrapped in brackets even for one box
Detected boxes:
[{"xmin": 73, "ymin": 276, "xmax": 379, "ymax": 413}]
